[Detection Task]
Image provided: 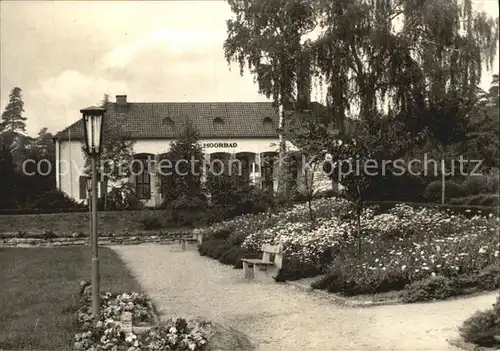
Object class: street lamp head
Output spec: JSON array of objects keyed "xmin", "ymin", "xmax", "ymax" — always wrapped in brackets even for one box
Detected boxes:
[{"xmin": 80, "ymin": 106, "xmax": 106, "ymax": 156}]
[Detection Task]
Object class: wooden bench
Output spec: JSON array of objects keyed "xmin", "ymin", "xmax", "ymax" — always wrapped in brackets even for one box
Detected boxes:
[
  {"xmin": 241, "ymin": 244, "xmax": 283, "ymax": 282},
  {"xmin": 179, "ymin": 232, "xmax": 203, "ymax": 250}
]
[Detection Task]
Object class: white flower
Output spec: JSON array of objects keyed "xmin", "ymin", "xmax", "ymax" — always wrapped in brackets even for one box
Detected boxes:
[
  {"xmin": 401, "ymin": 265, "xmax": 406, "ymax": 271},
  {"xmin": 125, "ymin": 333, "xmax": 137, "ymax": 343}
]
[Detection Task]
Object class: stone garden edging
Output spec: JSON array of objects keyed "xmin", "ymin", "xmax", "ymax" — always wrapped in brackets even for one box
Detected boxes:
[
  {"xmin": 0, "ymin": 235, "xmax": 184, "ymax": 248},
  {"xmin": 286, "ymin": 279, "xmax": 401, "ymax": 308}
]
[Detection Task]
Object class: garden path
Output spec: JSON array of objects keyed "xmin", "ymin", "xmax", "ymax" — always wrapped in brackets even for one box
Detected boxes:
[{"xmin": 112, "ymin": 244, "xmax": 497, "ymax": 351}]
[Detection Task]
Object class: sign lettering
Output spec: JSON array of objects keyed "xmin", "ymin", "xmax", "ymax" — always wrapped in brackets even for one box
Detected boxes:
[
  {"xmin": 120, "ymin": 312, "xmax": 133, "ymax": 336},
  {"xmin": 202, "ymin": 142, "xmax": 238, "ymax": 148}
]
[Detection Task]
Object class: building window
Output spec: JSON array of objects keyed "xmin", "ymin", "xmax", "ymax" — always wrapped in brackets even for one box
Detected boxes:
[
  {"xmin": 210, "ymin": 153, "xmax": 230, "ymax": 175},
  {"xmin": 236, "ymin": 153, "xmax": 253, "ymax": 184},
  {"xmin": 79, "ymin": 176, "xmax": 87, "ymax": 200},
  {"xmin": 134, "ymin": 155, "xmax": 152, "ymax": 200}
]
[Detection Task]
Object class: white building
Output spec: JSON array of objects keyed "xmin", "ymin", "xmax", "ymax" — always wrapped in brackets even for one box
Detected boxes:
[{"xmin": 53, "ymin": 95, "xmax": 304, "ymax": 207}]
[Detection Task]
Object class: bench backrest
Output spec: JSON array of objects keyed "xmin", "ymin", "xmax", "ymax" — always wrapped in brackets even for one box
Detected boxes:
[
  {"xmin": 261, "ymin": 244, "xmax": 283, "ymax": 269},
  {"xmin": 192, "ymin": 232, "xmax": 203, "ymax": 243},
  {"xmin": 261, "ymin": 244, "xmax": 282, "ymax": 254}
]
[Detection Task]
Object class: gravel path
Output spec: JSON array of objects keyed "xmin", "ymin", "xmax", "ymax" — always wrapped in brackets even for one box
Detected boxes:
[{"xmin": 112, "ymin": 244, "xmax": 498, "ymax": 351}]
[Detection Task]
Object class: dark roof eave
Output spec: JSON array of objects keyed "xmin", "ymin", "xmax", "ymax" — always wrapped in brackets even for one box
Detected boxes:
[{"xmin": 54, "ymin": 134, "xmax": 280, "ymax": 141}]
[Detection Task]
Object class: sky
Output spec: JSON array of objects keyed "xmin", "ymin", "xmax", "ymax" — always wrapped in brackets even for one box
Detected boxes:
[{"xmin": 0, "ymin": 0, "xmax": 498, "ymax": 137}]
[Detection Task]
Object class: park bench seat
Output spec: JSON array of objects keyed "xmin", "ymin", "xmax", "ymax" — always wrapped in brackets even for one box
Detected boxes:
[
  {"xmin": 179, "ymin": 232, "xmax": 203, "ymax": 250},
  {"xmin": 241, "ymin": 244, "xmax": 283, "ymax": 281}
]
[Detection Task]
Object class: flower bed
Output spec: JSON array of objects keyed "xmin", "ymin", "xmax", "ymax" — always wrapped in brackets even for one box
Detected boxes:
[
  {"xmin": 196, "ymin": 198, "xmax": 500, "ymax": 301},
  {"xmin": 74, "ymin": 280, "xmax": 209, "ymax": 350}
]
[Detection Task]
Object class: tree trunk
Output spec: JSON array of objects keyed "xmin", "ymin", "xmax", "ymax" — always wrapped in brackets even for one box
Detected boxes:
[
  {"xmin": 356, "ymin": 211, "xmax": 361, "ymax": 254},
  {"xmin": 307, "ymin": 198, "xmax": 314, "ymax": 222},
  {"xmin": 303, "ymin": 165, "xmax": 314, "ymax": 222},
  {"xmin": 277, "ymin": 103, "xmax": 287, "ymax": 198},
  {"xmin": 356, "ymin": 185, "xmax": 362, "ymax": 254}
]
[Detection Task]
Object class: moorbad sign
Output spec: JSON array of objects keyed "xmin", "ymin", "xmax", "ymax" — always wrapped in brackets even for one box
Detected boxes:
[{"xmin": 202, "ymin": 142, "xmax": 238, "ymax": 148}]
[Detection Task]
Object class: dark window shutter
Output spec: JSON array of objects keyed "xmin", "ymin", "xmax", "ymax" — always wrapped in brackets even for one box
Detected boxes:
[{"xmin": 79, "ymin": 176, "xmax": 87, "ymax": 200}]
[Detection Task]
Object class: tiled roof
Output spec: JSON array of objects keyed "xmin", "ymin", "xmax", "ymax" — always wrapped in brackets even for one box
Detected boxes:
[{"xmin": 54, "ymin": 102, "xmax": 280, "ymax": 140}]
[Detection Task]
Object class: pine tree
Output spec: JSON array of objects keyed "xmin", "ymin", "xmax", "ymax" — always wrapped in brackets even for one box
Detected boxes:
[
  {"xmin": 159, "ymin": 123, "xmax": 206, "ymax": 205},
  {"xmin": 0, "ymin": 135, "xmax": 17, "ymax": 208},
  {"xmin": 0, "ymin": 87, "xmax": 27, "ymax": 133}
]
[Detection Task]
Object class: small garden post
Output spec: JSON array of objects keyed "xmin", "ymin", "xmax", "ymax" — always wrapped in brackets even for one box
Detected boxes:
[{"xmin": 80, "ymin": 105, "xmax": 105, "ymax": 322}]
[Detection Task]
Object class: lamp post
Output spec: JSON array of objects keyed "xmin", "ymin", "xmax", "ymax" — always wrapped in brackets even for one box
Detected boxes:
[
  {"xmin": 80, "ymin": 106, "xmax": 105, "ymax": 321},
  {"xmin": 86, "ymin": 176, "xmax": 92, "ymax": 242}
]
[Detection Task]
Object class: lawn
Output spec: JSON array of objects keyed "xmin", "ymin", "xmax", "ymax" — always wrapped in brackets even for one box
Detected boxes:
[
  {"xmin": 0, "ymin": 210, "xmax": 171, "ymax": 236},
  {"xmin": 0, "ymin": 247, "xmax": 142, "ymax": 350}
]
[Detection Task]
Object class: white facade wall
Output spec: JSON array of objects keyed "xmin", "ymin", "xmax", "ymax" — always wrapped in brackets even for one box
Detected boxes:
[{"xmin": 57, "ymin": 137, "xmax": 280, "ymax": 206}]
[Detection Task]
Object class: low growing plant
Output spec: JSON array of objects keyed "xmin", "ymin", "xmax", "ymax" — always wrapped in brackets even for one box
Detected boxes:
[
  {"xmin": 402, "ymin": 275, "xmax": 454, "ymax": 303},
  {"xmin": 459, "ymin": 294, "xmax": 500, "ymax": 348}
]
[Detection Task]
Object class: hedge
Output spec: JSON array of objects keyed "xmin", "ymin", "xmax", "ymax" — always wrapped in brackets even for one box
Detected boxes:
[{"xmin": 366, "ymin": 201, "xmax": 499, "ymax": 216}]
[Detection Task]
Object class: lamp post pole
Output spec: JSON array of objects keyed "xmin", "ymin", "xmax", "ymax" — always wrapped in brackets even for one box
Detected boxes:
[
  {"xmin": 91, "ymin": 155, "xmax": 100, "ymax": 319},
  {"xmin": 81, "ymin": 105, "xmax": 105, "ymax": 323},
  {"xmin": 87, "ymin": 177, "xmax": 92, "ymax": 243}
]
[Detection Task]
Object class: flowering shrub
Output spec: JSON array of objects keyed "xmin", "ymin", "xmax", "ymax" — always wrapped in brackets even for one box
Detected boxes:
[
  {"xmin": 74, "ymin": 281, "xmax": 208, "ymax": 350},
  {"xmin": 198, "ymin": 197, "xmax": 499, "ymax": 299}
]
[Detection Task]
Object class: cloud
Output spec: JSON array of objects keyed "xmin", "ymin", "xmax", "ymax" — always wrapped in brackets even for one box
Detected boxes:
[
  {"xmin": 100, "ymin": 26, "xmax": 222, "ymax": 70},
  {"xmin": 38, "ymin": 70, "xmax": 128, "ymax": 101}
]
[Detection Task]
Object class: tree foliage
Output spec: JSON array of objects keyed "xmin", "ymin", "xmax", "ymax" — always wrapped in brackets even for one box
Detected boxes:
[
  {"xmin": 159, "ymin": 123, "xmax": 206, "ymax": 206},
  {"xmin": 225, "ymin": 0, "xmax": 498, "ymax": 204},
  {"xmin": 0, "ymin": 87, "xmax": 27, "ymax": 134},
  {"xmin": 82, "ymin": 94, "xmax": 135, "ymax": 185}
]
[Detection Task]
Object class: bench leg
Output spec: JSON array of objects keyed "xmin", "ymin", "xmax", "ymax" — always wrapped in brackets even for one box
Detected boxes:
[
  {"xmin": 243, "ymin": 262, "xmax": 254, "ymax": 280},
  {"xmin": 253, "ymin": 264, "xmax": 270, "ymax": 282}
]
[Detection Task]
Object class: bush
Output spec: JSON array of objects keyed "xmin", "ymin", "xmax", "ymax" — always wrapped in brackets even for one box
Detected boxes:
[
  {"xmin": 314, "ymin": 267, "xmax": 410, "ymax": 296},
  {"xmin": 197, "ymin": 233, "xmax": 260, "ymax": 268},
  {"xmin": 100, "ymin": 184, "xmax": 143, "ymax": 210},
  {"xmin": 365, "ymin": 173, "xmax": 428, "ymax": 202},
  {"xmin": 461, "ymin": 174, "xmax": 499, "ymax": 196},
  {"xmin": 209, "ymin": 228, "xmax": 233, "ymax": 240},
  {"xmin": 274, "ymin": 257, "xmax": 322, "ymax": 282},
  {"xmin": 459, "ymin": 295, "xmax": 500, "ymax": 348},
  {"xmin": 167, "ymin": 195, "xmax": 208, "ymax": 226},
  {"xmin": 424, "ymin": 180, "xmax": 464, "ymax": 202},
  {"xmin": 41, "ymin": 230, "xmax": 58, "ymax": 240},
  {"xmin": 476, "ymin": 264, "xmax": 500, "ymax": 291},
  {"xmin": 32, "ymin": 189, "xmax": 82, "ymax": 209},
  {"xmin": 402, "ymin": 275, "xmax": 454, "ymax": 303},
  {"xmin": 141, "ymin": 215, "xmax": 163, "ymax": 230},
  {"xmin": 206, "ymin": 172, "xmax": 273, "ymax": 219},
  {"xmin": 220, "ymin": 246, "xmax": 261, "ymax": 268},
  {"xmin": 198, "ymin": 239, "xmax": 223, "ymax": 258},
  {"xmin": 449, "ymin": 194, "xmax": 500, "ymax": 207}
]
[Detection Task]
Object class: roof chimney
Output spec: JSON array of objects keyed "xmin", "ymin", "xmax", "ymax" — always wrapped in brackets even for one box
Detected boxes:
[{"xmin": 116, "ymin": 95, "xmax": 127, "ymax": 106}]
